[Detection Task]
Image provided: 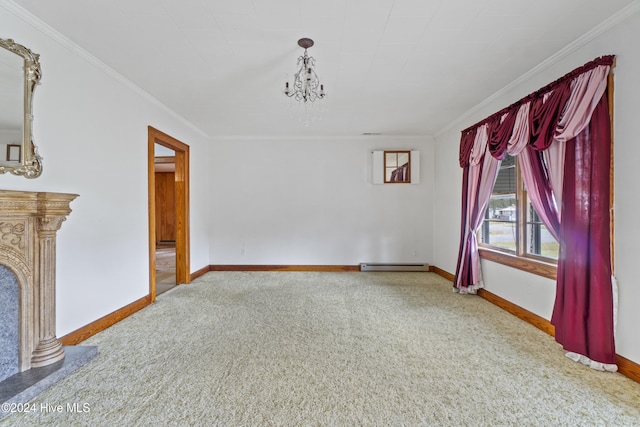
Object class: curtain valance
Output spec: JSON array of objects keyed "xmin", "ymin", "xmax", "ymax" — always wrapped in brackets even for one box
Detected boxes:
[{"xmin": 459, "ymin": 55, "xmax": 614, "ymax": 167}]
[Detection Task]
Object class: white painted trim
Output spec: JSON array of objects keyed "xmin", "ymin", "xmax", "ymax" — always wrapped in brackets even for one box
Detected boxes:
[
  {"xmin": 0, "ymin": 0, "xmax": 208, "ymax": 138},
  {"xmin": 211, "ymin": 135, "xmax": 431, "ymax": 142},
  {"xmin": 434, "ymin": 0, "xmax": 640, "ymax": 138},
  {"xmin": 372, "ymin": 151, "xmax": 384, "ymax": 184},
  {"xmin": 410, "ymin": 150, "xmax": 420, "ymax": 184}
]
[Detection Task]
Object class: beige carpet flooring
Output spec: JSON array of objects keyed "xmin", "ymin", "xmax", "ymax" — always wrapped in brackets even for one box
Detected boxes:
[{"xmin": 3, "ymin": 272, "xmax": 640, "ymax": 426}]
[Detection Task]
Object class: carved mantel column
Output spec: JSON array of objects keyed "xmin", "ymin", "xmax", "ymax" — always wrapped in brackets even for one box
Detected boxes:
[
  {"xmin": 31, "ymin": 193, "xmax": 78, "ymax": 367},
  {"xmin": 0, "ymin": 190, "xmax": 78, "ymax": 370}
]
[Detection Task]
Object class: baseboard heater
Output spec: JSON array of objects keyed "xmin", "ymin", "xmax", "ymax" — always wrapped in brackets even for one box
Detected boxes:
[{"xmin": 359, "ymin": 263, "xmax": 430, "ymax": 272}]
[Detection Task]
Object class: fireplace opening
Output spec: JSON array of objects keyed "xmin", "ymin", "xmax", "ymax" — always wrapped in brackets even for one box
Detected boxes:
[{"xmin": 0, "ymin": 265, "xmax": 18, "ymax": 383}]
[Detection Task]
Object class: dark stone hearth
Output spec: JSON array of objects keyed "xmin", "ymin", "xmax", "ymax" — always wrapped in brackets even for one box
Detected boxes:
[{"xmin": 0, "ymin": 346, "xmax": 98, "ymax": 419}]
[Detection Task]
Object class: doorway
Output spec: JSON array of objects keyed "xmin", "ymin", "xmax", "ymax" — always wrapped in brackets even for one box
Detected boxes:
[
  {"xmin": 154, "ymin": 149, "xmax": 177, "ymax": 295},
  {"xmin": 148, "ymin": 126, "xmax": 190, "ymax": 302}
]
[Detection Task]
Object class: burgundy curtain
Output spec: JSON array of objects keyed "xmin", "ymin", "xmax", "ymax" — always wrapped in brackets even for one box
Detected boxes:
[
  {"xmin": 552, "ymin": 92, "xmax": 615, "ymax": 364},
  {"xmin": 455, "ymin": 130, "xmax": 476, "ymax": 289},
  {"xmin": 529, "ymin": 83, "xmax": 572, "ymax": 150},
  {"xmin": 454, "ymin": 55, "xmax": 615, "ymax": 365}
]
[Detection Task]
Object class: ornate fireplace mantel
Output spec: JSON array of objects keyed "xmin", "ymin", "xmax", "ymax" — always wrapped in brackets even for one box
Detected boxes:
[{"xmin": 0, "ymin": 189, "xmax": 78, "ymax": 372}]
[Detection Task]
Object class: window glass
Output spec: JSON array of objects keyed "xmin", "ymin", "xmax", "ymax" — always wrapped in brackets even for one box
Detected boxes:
[
  {"xmin": 481, "ymin": 154, "xmax": 516, "ymax": 252},
  {"xmin": 480, "ymin": 153, "xmax": 558, "ymax": 261},
  {"xmin": 384, "ymin": 151, "xmax": 410, "ymax": 183},
  {"xmin": 525, "ymin": 194, "xmax": 559, "ymax": 259}
]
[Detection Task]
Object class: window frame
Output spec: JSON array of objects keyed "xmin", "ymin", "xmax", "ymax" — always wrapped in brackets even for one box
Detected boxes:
[
  {"xmin": 478, "ymin": 156, "xmax": 558, "ymax": 280},
  {"xmin": 383, "ymin": 150, "xmax": 411, "ymax": 183}
]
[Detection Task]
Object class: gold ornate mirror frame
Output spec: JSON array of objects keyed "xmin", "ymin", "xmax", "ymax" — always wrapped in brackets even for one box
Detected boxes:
[{"xmin": 0, "ymin": 38, "xmax": 42, "ymax": 178}]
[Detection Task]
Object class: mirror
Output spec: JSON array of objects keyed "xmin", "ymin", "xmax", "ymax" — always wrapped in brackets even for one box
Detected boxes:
[
  {"xmin": 0, "ymin": 38, "xmax": 42, "ymax": 178},
  {"xmin": 384, "ymin": 150, "xmax": 411, "ymax": 183}
]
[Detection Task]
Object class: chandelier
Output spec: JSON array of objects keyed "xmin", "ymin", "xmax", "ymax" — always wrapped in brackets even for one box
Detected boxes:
[{"xmin": 284, "ymin": 38, "xmax": 326, "ymax": 103}]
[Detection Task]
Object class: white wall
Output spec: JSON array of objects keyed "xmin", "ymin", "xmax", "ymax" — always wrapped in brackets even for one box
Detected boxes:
[
  {"xmin": 433, "ymin": 9, "xmax": 640, "ymax": 365},
  {"xmin": 209, "ymin": 136, "xmax": 434, "ymax": 266},
  {"xmin": 0, "ymin": 4, "xmax": 210, "ymax": 336}
]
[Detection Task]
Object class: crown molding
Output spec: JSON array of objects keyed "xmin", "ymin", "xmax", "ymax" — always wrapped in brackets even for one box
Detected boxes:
[
  {"xmin": 434, "ymin": 0, "xmax": 640, "ymax": 139},
  {"xmin": 0, "ymin": 0, "xmax": 209, "ymax": 138},
  {"xmin": 209, "ymin": 134, "xmax": 434, "ymax": 142}
]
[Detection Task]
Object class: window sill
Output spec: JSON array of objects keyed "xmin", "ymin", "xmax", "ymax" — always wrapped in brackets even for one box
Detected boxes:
[{"xmin": 478, "ymin": 248, "xmax": 557, "ymax": 280}]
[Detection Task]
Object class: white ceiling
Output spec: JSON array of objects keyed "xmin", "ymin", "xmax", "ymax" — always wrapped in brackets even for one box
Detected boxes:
[{"xmin": 11, "ymin": 0, "xmax": 636, "ymax": 137}]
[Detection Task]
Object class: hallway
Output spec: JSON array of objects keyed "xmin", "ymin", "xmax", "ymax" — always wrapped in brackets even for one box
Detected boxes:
[{"xmin": 155, "ymin": 246, "xmax": 176, "ymax": 295}]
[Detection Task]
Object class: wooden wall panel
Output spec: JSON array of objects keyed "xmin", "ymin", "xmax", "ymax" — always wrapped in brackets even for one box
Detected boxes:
[{"xmin": 155, "ymin": 171, "xmax": 175, "ymax": 243}]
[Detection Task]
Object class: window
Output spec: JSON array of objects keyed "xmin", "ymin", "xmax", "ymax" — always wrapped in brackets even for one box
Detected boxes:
[
  {"xmin": 479, "ymin": 153, "xmax": 559, "ymax": 263},
  {"xmin": 384, "ymin": 151, "xmax": 410, "ymax": 183}
]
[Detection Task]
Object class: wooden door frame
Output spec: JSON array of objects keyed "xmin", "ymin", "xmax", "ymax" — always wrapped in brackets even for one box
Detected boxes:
[{"xmin": 148, "ymin": 126, "xmax": 190, "ymax": 302}]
